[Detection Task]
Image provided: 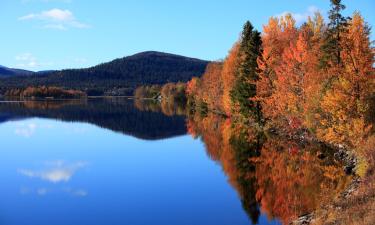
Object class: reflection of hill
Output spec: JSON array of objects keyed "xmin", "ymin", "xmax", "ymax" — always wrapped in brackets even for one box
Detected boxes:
[{"xmin": 0, "ymin": 98, "xmax": 187, "ymax": 140}]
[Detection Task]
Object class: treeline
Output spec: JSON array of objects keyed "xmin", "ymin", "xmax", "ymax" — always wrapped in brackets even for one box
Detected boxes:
[
  {"xmin": 186, "ymin": 0, "xmax": 374, "ymax": 152},
  {"xmin": 4, "ymin": 86, "xmax": 87, "ymax": 99},
  {"xmin": 134, "ymin": 82, "xmax": 186, "ymax": 103},
  {"xmin": 184, "ymin": 2, "xmax": 374, "ymax": 222}
]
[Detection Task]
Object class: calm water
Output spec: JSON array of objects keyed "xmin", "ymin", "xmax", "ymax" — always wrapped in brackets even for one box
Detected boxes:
[{"xmin": 0, "ymin": 99, "xmax": 349, "ymax": 225}]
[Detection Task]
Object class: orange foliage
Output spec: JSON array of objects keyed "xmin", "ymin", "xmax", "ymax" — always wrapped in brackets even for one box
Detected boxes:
[
  {"xmin": 254, "ymin": 137, "xmax": 349, "ymax": 224},
  {"xmin": 183, "ymin": 6, "xmax": 375, "ymax": 225},
  {"xmin": 186, "ymin": 77, "xmax": 200, "ymax": 97},
  {"xmin": 186, "ymin": 113, "xmax": 351, "ymax": 224},
  {"xmin": 199, "ymin": 62, "xmax": 224, "ymax": 111},
  {"xmin": 222, "ymin": 43, "xmax": 240, "ymax": 115},
  {"xmin": 317, "ymin": 12, "xmax": 374, "ymax": 149}
]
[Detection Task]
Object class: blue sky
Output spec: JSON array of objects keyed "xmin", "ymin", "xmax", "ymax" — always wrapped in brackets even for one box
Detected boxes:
[{"xmin": 0, "ymin": 0, "xmax": 374, "ymax": 71}]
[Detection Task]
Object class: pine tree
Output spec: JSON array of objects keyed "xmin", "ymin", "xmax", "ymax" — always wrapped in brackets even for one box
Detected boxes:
[
  {"xmin": 321, "ymin": 0, "xmax": 348, "ymax": 67},
  {"xmin": 231, "ymin": 21, "xmax": 262, "ymax": 119}
]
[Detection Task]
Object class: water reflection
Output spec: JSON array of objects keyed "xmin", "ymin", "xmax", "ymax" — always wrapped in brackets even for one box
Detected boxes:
[
  {"xmin": 0, "ymin": 99, "xmax": 351, "ymax": 225},
  {"xmin": 19, "ymin": 187, "xmax": 88, "ymax": 197},
  {"xmin": 18, "ymin": 161, "xmax": 87, "ymax": 183},
  {"xmin": 186, "ymin": 113, "xmax": 351, "ymax": 224},
  {"xmin": 135, "ymin": 99, "xmax": 187, "ymax": 117},
  {"xmin": 0, "ymin": 98, "xmax": 187, "ymax": 140}
]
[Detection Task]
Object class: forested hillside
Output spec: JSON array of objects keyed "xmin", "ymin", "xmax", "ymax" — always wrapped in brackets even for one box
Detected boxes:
[
  {"xmin": 0, "ymin": 51, "xmax": 209, "ymax": 95},
  {"xmin": 0, "ymin": 65, "xmax": 33, "ymax": 77}
]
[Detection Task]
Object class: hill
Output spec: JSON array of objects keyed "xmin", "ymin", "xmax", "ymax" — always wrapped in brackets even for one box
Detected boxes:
[
  {"xmin": 0, "ymin": 65, "xmax": 33, "ymax": 77},
  {"xmin": 0, "ymin": 51, "xmax": 209, "ymax": 95}
]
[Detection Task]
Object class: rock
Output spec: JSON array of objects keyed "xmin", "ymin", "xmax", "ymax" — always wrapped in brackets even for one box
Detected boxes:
[
  {"xmin": 341, "ymin": 177, "xmax": 361, "ymax": 198},
  {"xmin": 291, "ymin": 213, "xmax": 314, "ymax": 225}
]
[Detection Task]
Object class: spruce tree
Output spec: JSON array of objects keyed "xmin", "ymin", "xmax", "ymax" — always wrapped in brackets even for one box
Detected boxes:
[
  {"xmin": 321, "ymin": 0, "xmax": 348, "ymax": 67},
  {"xmin": 231, "ymin": 21, "xmax": 262, "ymax": 120}
]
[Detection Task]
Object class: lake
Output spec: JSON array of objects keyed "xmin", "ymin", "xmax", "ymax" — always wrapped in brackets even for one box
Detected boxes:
[{"xmin": 0, "ymin": 99, "xmax": 351, "ymax": 225}]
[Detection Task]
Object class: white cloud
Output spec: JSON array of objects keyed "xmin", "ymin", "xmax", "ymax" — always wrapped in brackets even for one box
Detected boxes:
[
  {"xmin": 18, "ymin": 161, "xmax": 87, "ymax": 183},
  {"xmin": 15, "ymin": 53, "xmax": 39, "ymax": 68},
  {"xmin": 276, "ymin": 6, "xmax": 320, "ymax": 25},
  {"xmin": 19, "ymin": 9, "xmax": 73, "ymax": 21},
  {"xmin": 43, "ymin": 24, "xmax": 67, "ymax": 30},
  {"xmin": 14, "ymin": 122, "xmax": 37, "ymax": 138},
  {"xmin": 15, "ymin": 53, "xmax": 55, "ymax": 69},
  {"xmin": 15, "ymin": 53, "xmax": 88, "ymax": 69},
  {"xmin": 19, "ymin": 8, "xmax": 90, "ymax": 30}
]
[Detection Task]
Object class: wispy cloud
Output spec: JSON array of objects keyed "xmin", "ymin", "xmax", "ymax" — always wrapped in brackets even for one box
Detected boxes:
[
  {"xmin": 14, "ymin": 122, "xmax": 37, "ymax": 138},
  {"xmin": 18, "ymin": 161, "xmax": 88, "ymax": 183},
  {"xmin": 15, "ymin": 53, "xmax": 55, "ymax": 69},
  {"xmin": 15, "ymin": 53, "xmax": 88, "ymax": 70},
  {"xmin": 276, "ymin": 6, "xmax": 320, "ymax": 25},
  {"xmin": 15, "ymin": 53, "xmax": 40, "ymax": 68},
  {"xmin": 19, "ymin": 8, "xmax": 90, "ymax": 30}
]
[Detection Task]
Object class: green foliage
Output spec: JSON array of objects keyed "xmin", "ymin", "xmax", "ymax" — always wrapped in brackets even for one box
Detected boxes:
[
  {"xmin": 160, "ymin": 82, "xmax": 187, "ymax": 103},
  {"xmin": 230, "ymin": 21, "xmax": 262, "ymax": 119},
  {"xmin": 5, "ymin": 86, "xmax": 87, "ymax": 99},
  {"xmin": 134, "ymin": 85, "xmax": 161, "ymax": 99},
  {"xmin": 321, "ymin": 0, "xmax": 348, "ymax": 67}
]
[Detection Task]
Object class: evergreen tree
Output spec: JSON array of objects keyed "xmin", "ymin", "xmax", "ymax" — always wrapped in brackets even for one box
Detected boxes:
[
  {"xmin": 321, "ymin": 0, "xmax": 348, "ymax": 67},
  {"xmin": 231, "ymin": 21, "xmax": 262, "ymax": 120}
]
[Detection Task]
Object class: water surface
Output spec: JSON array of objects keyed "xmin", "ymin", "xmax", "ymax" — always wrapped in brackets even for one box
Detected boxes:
[{"xmin": 0, "ymin": 99, "xmax": 349, "ymax": 225}]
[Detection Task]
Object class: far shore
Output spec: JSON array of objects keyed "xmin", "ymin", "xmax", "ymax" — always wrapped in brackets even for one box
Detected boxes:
[{"xmin": 0, "ymin": 95, "xmax": 159, "ymax": 102}]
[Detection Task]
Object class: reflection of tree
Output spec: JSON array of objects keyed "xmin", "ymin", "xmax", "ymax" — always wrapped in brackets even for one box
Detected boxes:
[
  {"xmin": 230, "ymin": 131, "xmax": 263, "ymax": 224},
  {"xmin": 134, "ymin": 99, "xmax": 186, "ymax": 117},
  {"xmin": 187, "ymin": 113, "xmax": 262, "ymax": 223},
  {"xmin": 187, "ymin": 113, "xmax": 351, "ymax": 224},
  {"xmin": 134, "ymin": 99, "xmax": 162, "ymax": 113},
  {"xmin": 22, "ymin": 99, "xmax": 88, "ymax": 110},
  {"xmin": 254, "ymin": 136, "xmax": 351, "ymax": 224}
]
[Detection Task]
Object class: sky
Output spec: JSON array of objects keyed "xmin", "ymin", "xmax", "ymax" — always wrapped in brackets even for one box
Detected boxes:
[{"xmin": 0, "ymin": 0, "xmax": 374, "ymax": 71}]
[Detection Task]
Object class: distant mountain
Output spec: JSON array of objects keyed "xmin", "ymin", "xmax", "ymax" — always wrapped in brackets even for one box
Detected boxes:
[
  {"xmin": 0, "ymin": 51, "xmax": 209, "ymax": 95},
  {"xmin": 0, "ymin": 65, "xmax": 33, "ymax": 77}
]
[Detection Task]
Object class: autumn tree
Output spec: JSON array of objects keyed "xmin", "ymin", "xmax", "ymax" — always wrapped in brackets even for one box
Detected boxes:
[
  {"xmin": 160, "ymin": 82, "xmax": 186, "ymax": 103},
  {"xmin": 256, "ymin": 14, "xmax": 298, "ymax": 127},
  {"xmin": 222, "ymin": 43, "xmax": 241, "ymax": 115},
  {"xmin": 317, "ymin": 12, "xmax": 374, "ymax": 148},
  {"xmin": 199, "ymin": 62, "xmax": 224, "ymax": 112}
]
